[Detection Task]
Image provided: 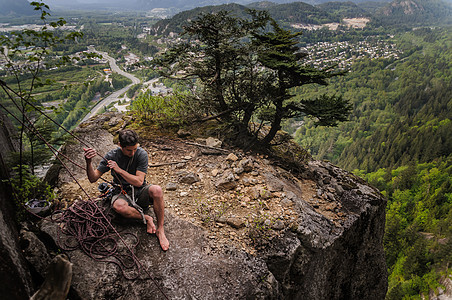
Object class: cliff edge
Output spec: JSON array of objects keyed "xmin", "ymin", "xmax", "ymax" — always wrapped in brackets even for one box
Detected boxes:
[{"xmin": 25, "ymin": 113, "xmax": 388, "ymax": 299}]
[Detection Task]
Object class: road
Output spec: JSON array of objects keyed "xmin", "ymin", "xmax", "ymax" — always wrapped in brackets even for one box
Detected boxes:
[{"xmin": 81, "ymin": 47, "xmax": 140, "ymax": 123}]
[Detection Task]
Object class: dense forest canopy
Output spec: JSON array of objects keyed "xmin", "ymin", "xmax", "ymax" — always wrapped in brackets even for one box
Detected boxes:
[
  {"xmin": 293, "ymin": 26, "xmax": 451, "ymax": 172},
  {"xmin": 290, "ymin": 25, "xmax": 451, "ymax": 299}
]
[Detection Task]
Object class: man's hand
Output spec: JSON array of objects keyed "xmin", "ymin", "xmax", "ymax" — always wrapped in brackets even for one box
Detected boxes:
[
  {"xmin": 83, "ymin": 148, "xmax": 97, "ymax": 162},
  {"xmin": 84, "ymin": 147, "xmax": 102, "ymax": 183},
  {"xmin": 107, "ymin": 160, "xmax": 120, "ymax": 172}
]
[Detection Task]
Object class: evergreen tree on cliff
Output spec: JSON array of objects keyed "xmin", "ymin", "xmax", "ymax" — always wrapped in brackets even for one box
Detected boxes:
[
  {"xmin": 251, "ymin": 19, "xmax": 352, "ymax": 145},
  {"xmin": 154, "ymin": 9, "xmax": 352, "ymax": 148}
]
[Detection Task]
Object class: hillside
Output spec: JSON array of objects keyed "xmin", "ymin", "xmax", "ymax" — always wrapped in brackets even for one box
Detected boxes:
[
  {"xmin": 149, "ymin": 3, "xmax": 251, "ymax": 35},
  {"xmin": 0, "ymin": 0, "xmax": 35, "ymax": 16},
  {"xmin": 316, "ymin": 1, "xmax": 372, "ymax": 18},
  {"xmin": 293, "ymin": 26, "xmax": 451, "ymax": 172},
  {"xmin": 149, "ymin": 1, "xmax": 345, "ymax": 36},
  {"xmin": 291, "ymin": 25, "xmax": 452, "ymax": 299},
  {"xmin": 264, "ymin": 2, "xmax": 337, "ymax": 23},
  {"xmin": 149, "ymin": 0, "xmax": 452, "ymax": 36},
  {"xmin": 375, "ymin": 0, "xmax": 452, "ymax": 25}
]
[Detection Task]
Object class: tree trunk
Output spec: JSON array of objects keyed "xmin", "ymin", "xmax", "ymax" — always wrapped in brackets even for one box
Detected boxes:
[{"xmin": 261, "ymin": 98, "xmax": 283, "ymax": 145}]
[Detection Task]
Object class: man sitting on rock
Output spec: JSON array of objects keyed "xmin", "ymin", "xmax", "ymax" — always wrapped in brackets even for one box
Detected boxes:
[{"xmin": 83, "ymin": 129, "xmax": 169, "ymax": 251}]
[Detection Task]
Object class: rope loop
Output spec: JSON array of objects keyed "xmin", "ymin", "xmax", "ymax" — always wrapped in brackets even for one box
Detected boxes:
[{"xmin": 54, "ymin": 196, "xmax": 143, "ymax": 280}]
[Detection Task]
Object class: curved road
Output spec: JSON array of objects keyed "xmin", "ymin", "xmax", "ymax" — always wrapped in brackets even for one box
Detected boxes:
[{"xmin": 81, "ymin": 47, "xmax": 140, "ymax": 123}]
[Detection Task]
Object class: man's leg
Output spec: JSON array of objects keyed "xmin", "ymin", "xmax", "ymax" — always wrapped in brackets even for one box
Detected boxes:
[
  {"xmin": 148, "ymin": 185, "xmax": 169, "ymax": 251},
  {"xmin": 112, "ymin": 197, "xmax": 156, "ymax": 232}
]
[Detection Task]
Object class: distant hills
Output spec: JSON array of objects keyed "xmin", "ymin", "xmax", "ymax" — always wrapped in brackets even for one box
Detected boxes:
[
  {"xmin": 375, "ymin": 0, "xmax": 452, "ymax": 24},
  {"xmin": 0, "ymin": 0, "xmax": 390, "ymax": 14},
  {"xmin": 0, "ymin": 0, "xmax": 35, "ymax": 16},
  {"xmin": 149, "ymin": 0, "xmax": 451, "ymax": 36},
  {"xmin": 149, "ymin": 1, "xmax": 367, "ymax": 35},
  {"xmin": 0, "ymin": 0, "xmax": 450, "ymax": 26},
  {"xmin": 134, "ymin": 0, "xmax": 390, "ymax": 8},
  {"xmin": 316, "ymin": 1, "xmax": 372, "ymax": 19}
]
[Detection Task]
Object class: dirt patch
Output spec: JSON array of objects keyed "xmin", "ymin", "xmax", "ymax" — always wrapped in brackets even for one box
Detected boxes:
[
  {"xmin": 342, "ymin": 18, "xmax": 370, "ymax": 29},
  {"xmin": 56, "ymin": 136, "xmax": 324, "ymax": 255},
  {"xmin": 54, "ymin": 117, "xmax": 351, "ymax": 256}
]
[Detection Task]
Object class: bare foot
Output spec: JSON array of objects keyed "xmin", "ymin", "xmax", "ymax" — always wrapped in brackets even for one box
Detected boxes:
[
  {"xmin": 145, "ymin": 215, "xmax": 156, "ymax": 234},
  {"xmin": 156, "ymin": 228, "xmax": 169, "ymax": 251}
]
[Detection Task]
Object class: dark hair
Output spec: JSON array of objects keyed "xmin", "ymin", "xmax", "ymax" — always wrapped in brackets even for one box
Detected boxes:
[{"xmin": 118, "ymin": 129, "xmax": 139, "ymax": 147}]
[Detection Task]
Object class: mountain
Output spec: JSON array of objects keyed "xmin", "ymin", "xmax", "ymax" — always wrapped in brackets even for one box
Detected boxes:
[
  {"xmin": 247, "ymin": 1, "xmax": 280, "ymax": 9},
  {"xmin": 135, "ymin": 0, "xmax": 313, "ymax": 9},
  {"xmin": 148, "ymin": 0, "xmax": 450, "ymax": 36},
  {"xmin": 264, "ymin": 2, "xmax": 337, "ymax": 23},
  {"xmin": 149, "ymin": 3, "xmax": 252, "ymax": 35},
  {"xmin": 316, "ymin": 1, "xmax": 372, "ymax": 18},
  {"xmin": 0, "ymin": 0, "xmax": 393, "ymax": 14},
  {"xmin": 375, "ymin": 0, "xmax": 452, "ymax": 24},
  {"xmin": 149, "ymin": 2, "xmax": 341, "ymax": 36},
  {"xmin": 36, "ymin": 112, "xmax": 388, "ymax": 299},
  {"xmin": 0, "ymin": 0, "xmax": 35, "ymax": 15}
]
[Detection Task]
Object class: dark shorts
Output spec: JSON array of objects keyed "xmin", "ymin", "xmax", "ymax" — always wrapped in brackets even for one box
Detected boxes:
[{"xmin": 111, "ymin": 184, "xmax": 153, "ymax": 211}]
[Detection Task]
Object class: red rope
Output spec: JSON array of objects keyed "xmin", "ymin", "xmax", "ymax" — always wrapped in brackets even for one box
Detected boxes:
[{"xmin": 53, "ymin": 199, "xmax": 144, "ymax": 280}]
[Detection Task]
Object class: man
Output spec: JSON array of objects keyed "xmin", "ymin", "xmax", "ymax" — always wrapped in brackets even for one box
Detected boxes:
[{"xmin": 83, "ymin": 129, "xmax": 169, "ymax": 251}]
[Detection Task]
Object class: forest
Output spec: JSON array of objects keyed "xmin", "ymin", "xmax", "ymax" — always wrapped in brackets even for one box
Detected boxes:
[{"xmin": 291, "ymin": 26, "xmax": 451, "ymax": 298}]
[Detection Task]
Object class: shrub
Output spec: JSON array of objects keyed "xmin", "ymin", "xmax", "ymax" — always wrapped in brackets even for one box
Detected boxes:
[
  {"xmin": 130, "ymin": 91, "xmax": 194, "ymax": 127},
  {"xmin": 6, "ymin": 165, "xmax": 55, "ymax": 220}
]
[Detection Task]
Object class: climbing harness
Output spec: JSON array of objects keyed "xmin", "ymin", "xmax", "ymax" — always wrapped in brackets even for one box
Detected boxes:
[{"xmin": 0, "ymin": 80, "xmax": 169, "ymax": 299}]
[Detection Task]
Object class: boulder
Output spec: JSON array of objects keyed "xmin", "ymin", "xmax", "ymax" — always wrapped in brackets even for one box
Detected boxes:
[{"xmin": 205, "ymin": 137, "xmax": 222, "ymax": 148}]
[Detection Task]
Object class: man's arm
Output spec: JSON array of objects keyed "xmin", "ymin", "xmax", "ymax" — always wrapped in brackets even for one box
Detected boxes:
[
  {"xmin": 84, "ymin": 148, "xmax": 103, "ymax": 183},
  {"xmin": 106, "ymin": 160, "xmax": 145, "ymax": 187}
]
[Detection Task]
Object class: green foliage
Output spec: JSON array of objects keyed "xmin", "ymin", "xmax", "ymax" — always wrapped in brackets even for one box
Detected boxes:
[
  {"xmin": 194, "ymin": 195, "xmax": 231, "ymax": 226},
  {"xmin": 265, "ymin": 2, "xmax": 337, "ymax": 24},
  {"xmin": 293, "ymin": 26, "xmax": 452, "ymax": 172},
  {"xmin": 250, "ymin": 18, "xmax": 350, "ymax": 144},
  {"xmin": 154, "ymin": 10, "xmax": 350, "ymax": 147},
  {"xmin": 316, "ymin": 1, "xmax": 371, "ymax": 19},
  {"xmin": 6, "ymin": 165, "xmax": 55, "ymax": 220},
  {"xmin": 130, "ymin": 91, "xmax": 191, "ymax": 127},
  {"xmin": 126, "ymin": 83, "xmax": 141, "ymax": 98},
  {"xmin": 247, "ymin": 214, "xmax": 272, "ymax": 247},
  {"xmin": 361, "ymin": 158, "xmax": 452, "ymax": 299},
  {"xmin": 110, "ymin": 73, "xmax": 132, "ymax": 89},
  {"xmin": 0, "ymin": 1, "xmax": 92, "ymax": 191}
]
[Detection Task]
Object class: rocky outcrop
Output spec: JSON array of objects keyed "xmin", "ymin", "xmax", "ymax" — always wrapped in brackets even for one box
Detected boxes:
[
  {"xmin": 0, "ymin": 111, "xmax": 34, "ymax": 299},
  {"xmin": 37, "ymin": 212, "xmax": 279, "ymax": 299},
  {"xmin": 262, "ymin": 160, "xmax": 388, "ymax": 299},
  {"xmin": 25, "ymin": 113, "xmax": 388, "ymax": 299}
]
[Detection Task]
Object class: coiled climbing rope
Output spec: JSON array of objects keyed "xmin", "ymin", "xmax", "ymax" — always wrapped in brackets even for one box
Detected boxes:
[
  {"xmin": 0, "ymin": 80, "xmax": 169, "ymax": 299},
  {"xmin": 54, "ymin": 199, "xmax": 144, "ymax": 280}
]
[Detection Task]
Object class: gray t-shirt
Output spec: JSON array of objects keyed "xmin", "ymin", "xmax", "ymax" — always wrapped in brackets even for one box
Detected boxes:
[{"xmin": 97, "ymin": 147, "xmax": 148, "ymax": 189}]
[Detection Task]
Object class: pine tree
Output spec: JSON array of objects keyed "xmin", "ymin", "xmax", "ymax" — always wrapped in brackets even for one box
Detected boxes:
[
  {"xmin": 154, "ymin": 10, "xmax": 351, "ymax": 147},
  {"xmin": 251, "ymin": 19, "xmax": 352, "ymax": 145}
]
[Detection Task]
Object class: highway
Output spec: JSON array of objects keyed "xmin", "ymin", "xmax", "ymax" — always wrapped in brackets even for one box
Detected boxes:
[{"xmin": 81, "ymin": 47, "xmax": 140, "ymax": 123}]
